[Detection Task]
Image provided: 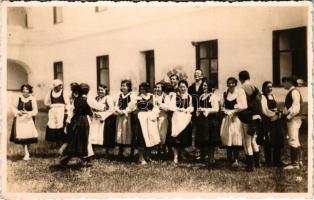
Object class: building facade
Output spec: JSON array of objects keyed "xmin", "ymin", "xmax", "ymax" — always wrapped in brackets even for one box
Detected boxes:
[{"xmin": 6, "ymin": 5, "xmax": 310, "ymax": 111}]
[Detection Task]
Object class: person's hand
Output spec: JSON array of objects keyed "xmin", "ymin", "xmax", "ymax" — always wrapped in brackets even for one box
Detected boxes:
[
  {"xmin": 270, "ymin": 115, "xmax": 279, "ymax": 122},
  {"xmin": 17, "ymin": 111, "xmax": 24, "ymax": 116}
]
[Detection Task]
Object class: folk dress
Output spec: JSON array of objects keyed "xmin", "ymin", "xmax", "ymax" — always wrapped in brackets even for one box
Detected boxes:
[
  {"xmin": 153, "ymin": 93, "xmax": 170, "ymax": 144},
  {"xmin": 115, "ymin": 92, "xmax": 136, "ymax": 146},
  {"xmin": 168, "ymin": 92, "xmax": 193, "ymax": 148},
  {"xmin": 133, "ymin": 94, "xmax": 161, "ymax": 148},
  {"xmin": 45, "ymin": 89, "xmax": 70, "ymax": 142},
  {"xmin": 10, "ymin": 95, "xmax": 38, "ymax": 144},
  {"xmin": 195, "ymin": 93, "xmax": 221, "ymax": 148},
  {"xmin": 64, "ymin": 96, "xmax": 92, "ymax": 157},
  {"xmin": 220, "ymin": 88, "xmax": 246, "ymax": 147},
  {"xmin": 260, "ymin": 94, "xmax": 284, "ymax": 148},
  {"xmin": 89, "ymin": 95, "xmax": 116, "ymax": 147}
]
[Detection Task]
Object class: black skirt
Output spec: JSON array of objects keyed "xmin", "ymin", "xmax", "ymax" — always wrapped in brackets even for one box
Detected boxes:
[
  {"xmin": 195, "ymin": 113, "xmax": 221, "ymax": 148},
  {"xmin": 131, "ymin": 113, "xmax": 146, "ymax": 148},
  {"xmin": 168, "ymin": 123, "xmax": 192, "ymax": 148},
  {"xmin": 260, "ymin": 118, "xmax": 284, "ymax": 148},
  {"xmin": 64, "ymin": 115, "xmax": 89, "ymax": 157},
  {"xmin": 103, "ymin": 115, "xmax": 117, "ymax": 148}
]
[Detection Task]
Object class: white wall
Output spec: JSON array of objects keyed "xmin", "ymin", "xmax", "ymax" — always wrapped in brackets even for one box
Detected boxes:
[{"xmin": 7, "ymin": 6, "xmax": 309, "ymax": 103}]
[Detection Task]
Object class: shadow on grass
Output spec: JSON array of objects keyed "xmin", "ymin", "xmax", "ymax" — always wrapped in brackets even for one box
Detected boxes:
[{"xmin": 49, "ymin": 163, "xmax": 86, "ymax": 172}]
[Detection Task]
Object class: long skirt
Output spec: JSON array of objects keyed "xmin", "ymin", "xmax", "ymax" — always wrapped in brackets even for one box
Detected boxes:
[
  {"xmin": 261, "ymin": 118, "xmax": 284, "ymax": 148},
  {"xmin": 220, "ymin": 115, "xmax": 243, "ymax": 147},
  {"xmin": 157, "ymin": 111, "xmax": 168, "ymax": 145},
  {"xmin": 90, "ymin": 113, "xmax": 116, "ymax": 147},
  {"xmin": 65, "ymin": 115, "xmax": 89, "ymax": 157},
  {"xmin": 116, "ymin": 114, "xmax": 133, "ymax": 146},
  {"xmin": 168, "ymin": 111, "xmax": 192, "ymax": 148},
  {"xmin": 195, "ymin": 113, "xmax": 221, "ymax": 148},
  {"xmin": 10, "ymin": 116, "xmax": 38, "ymax": 144},
  {"xmin": 133, "ymin": 111, "xmax": 160, "ymax": 148}
]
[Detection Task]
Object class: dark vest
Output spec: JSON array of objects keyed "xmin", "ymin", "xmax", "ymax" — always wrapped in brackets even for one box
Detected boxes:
[
  {"xmin": 118, "ymin": 94, "xmax": 131, "ymax": 110},
  {"xmin": 285, "ymin": 88, "xmax": 303, "ymax": 115},
  {"xmin": 17, "ymin": 97, "xmax": 33, "ymax": 111},
  {"xmin": 51, "ymin": 90, "xmax": 65, "ymax": 104}
]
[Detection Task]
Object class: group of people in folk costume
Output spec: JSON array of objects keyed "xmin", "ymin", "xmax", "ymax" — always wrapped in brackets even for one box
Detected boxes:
[{"xmin": 10, "ymin": 69, "xmax": 304, "ymax": 171}]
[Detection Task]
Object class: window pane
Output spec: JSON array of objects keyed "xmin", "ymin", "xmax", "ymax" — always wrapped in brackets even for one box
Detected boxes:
[
  {"xmin": 210, "ymin": 59, "xmax": 218, "ymax": 73},
  {"xmin": 279, "ymin": 52, "xmax": 293, "ymax": 83},
  {"xmin": 209, "ymin": 41, "xmax": 218, "ymax": 58},
  {"xmin": 100, "ymin": 69, "xmax": 109, "ymax": 87},
  {"xmin": 53, "ymin": 7, "xmax": 63, "ymax": 24},
  {"xmin": 200, "ymin": 59, "xmax": 210, "ymax": 80},
  {"xmin": 199, "ymin": 45, "xmax": 208, "ymax": 58},
  {"xmin": 279, "ymin": 32, "xmax": 290, "ymax": 51}
]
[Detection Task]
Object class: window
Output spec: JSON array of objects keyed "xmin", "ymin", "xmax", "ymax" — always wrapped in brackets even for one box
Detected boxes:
[
  {"xmin": 95, "ymin": 6, "xmax": 107, "ymax": 12},
  {"xmin": 143, "ymin": 50, "xmax": 155, "ymax": 89},
  {"xmin": 195, "ymin": 40, "xmax": 218, "ymax": 88},
  {"xmin": 96, "ymin": 55, "xmax": 110, "ymax": 88},
  {"xmin": 53, "ymin": 7, "xmax": 63, "ymax": 24},
  {"xmin": 53, "ymin": 62, "xmax": 63, "ymax": 81},
  {"xmin": 273, "ymin": 27, "xmax": 307, "ymax": 86}
]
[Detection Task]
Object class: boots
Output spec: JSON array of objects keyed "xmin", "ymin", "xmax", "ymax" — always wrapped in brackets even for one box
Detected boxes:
[
  {"xmin": 253, "ymin": 151, "xmax": 261, "ymax": 168},
  {"xmin": 284, "ymin": 147, "xmax": 300, "ymax": 170},
  {"xmin": 245, "ymin": 155, "xmax": 254, "ymax": 172},
  {"xmin": 273, "ymin": 147, "xmax": 284, "ymax": 167},
  {"xmin": 227, "ymin": 148, "xmax": 233, "ymax": 163}
]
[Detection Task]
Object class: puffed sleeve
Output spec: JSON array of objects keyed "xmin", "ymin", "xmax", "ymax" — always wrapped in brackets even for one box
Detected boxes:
[
  {"xmin": 203, "ymin": 94, "xmax": 219, "ymax": 116},
  {"xmin": 124, "ymin": 93, "xmax": 137, "ymax": 114},
  {"xmin": 261, "ymin": 95, "xmax": 276, "ymax": 118},
  {"xmin": 44, "ymin": 90, "xmax": 52, "ymax": 106},
  {"xmin": 160, "ymin": 95, "xmax": 170, "ymax": 111},
  {"xmin": 87, "ymin": 95, "xmax": 105, "ymax": 111},
  {"xmin": 287, "ymin": 90, "xmax": 301, "ymax": 120},
  {"xmin": 63, "ymin": 91, "xmax": 71, "ymax": 113},
  {"xmin": 235, "ymin": 88, "xmax": 248, "ymax": 110},
  {"xmin": 168, "ymin": 94, "xmax": 178, "ymax": 112}
]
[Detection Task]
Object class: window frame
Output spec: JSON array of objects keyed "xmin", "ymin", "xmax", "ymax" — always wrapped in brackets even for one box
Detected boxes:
[
  {"xmin": 195, "ymin": 39, "xmax": 219, "ymax": 88},
  {"xmin": 53, "ymin": 7, "xmax": 63, "ymax": 24},
  {"xmin": 96, "ymin": 55, "xmax": 110, "ymax": 88},
  {"xmin": 53, "ymin": 61, "xmax": 63, "ymax": 81},
  {"xmin": 272, "ymin": 26, "xmax": 307, "ymax": 87},
  {"xmin": 143, "ymin": 50, "xmax": 155, "ymax": 90}
]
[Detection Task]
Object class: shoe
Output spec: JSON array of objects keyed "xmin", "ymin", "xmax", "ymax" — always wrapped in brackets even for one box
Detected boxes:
[
  {"xmin": 253, "ymin": 152, "xmax": 261, "ymax": 168},
  {"xmin": 23, "ymin": 154, "xmax": 30, "ymax": 161},
  {"xmin": 173, "ymin": 156, "xmax": 178, "ymax": 164},
  {"xmin": 284, "ymin": 164, "xmax": 300, "ymax": 170},
  {"xmin": 140, "ymin": 160, "xmax": 147, "ymax": 165},
  {"xmin": 231, "ymin": 160, "xmax": 239, "ymax": 168}
]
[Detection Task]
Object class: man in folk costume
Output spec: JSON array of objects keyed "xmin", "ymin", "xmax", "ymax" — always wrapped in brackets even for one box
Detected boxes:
[
  {"xmin": 282, "ymin": 77, "xmax": 303, "ymax": 170},
  {"xmin": 45, "ymin": 79, "xmax": 70, "ymax": 149},
  {"xmin": 238, "ymin": 70, "xmax": 262, "ymax": 171},
  {"xmin": 188, "ymin": 70, "xmax": 204, "ymax": 159}
]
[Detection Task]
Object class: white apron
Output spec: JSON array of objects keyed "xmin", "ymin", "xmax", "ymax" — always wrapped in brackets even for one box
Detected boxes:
[
  {"xmin": 89, "ymin": 111, "xmax": 114, "ymax": 145},
  {"xmin": 171, "ymin": 111, "xmax": 191, "ymax": 137},
  {"xmin": 157, "ymin": 111, "xmax": 168, "ymax": 144},
  {"xmin": 16, "ymin": 115, "xmax": 38, "ymax": 139},
  {"xmin": 137, "ymin": 112, "xmax": 161, "ymax": 147}
]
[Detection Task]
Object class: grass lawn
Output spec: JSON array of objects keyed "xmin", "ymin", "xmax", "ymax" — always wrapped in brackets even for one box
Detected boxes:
[{"xmin": 6, "ymin": 112, "xmax": 309, "ymax": 193}]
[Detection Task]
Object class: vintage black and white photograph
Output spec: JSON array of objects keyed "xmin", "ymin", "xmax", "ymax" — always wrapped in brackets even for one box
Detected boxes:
[{"xmin": 1, "ymin": 1, "xmax": 313, "ymax": 197}]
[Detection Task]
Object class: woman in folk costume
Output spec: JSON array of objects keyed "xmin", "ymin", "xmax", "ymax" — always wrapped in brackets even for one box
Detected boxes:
[
  {"xmin": 115, "ymin": 80, "xmax": 136, "ymax": 157},
  {"xmin": 220, "ymin": 77, "xmax": 247, "ymax": 168},
  {"xmin": 153, "ymin": 82, "xmax": 170, "ymax": 154},
  {"xmin": 45, "ymin": 79, "xmax": 70, "ymax": 147},
  {"xmin": 195, "ymin": 80, "xmax": 221, "ymax": 166},
  {"xmin": 259, "ymin": 81, "xmax": 284, "ymax": 167},
  {"xmin": 10, "ymin": 84, "xmax": 39, "ymax": 160},
  {"xmin": 58, "ymin": 82, "xmax": 80, "ymax": 155},
  {"xmin": 133, "ymin": 82, "xmax": 161, "ymax": 164},
  {"xmin": 89, "ymin": 84, "xmax": 116, "ymax": 156},
  {"xmin": 60, "ymin": 83, "xmax": 93, "ymax": 166},
  {"xmin": 168, "ymin": 80, "xmax": 193, "ymax": 163}
]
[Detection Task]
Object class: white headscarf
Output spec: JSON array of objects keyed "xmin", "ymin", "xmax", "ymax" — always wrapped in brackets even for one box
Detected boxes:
[{"xmin": 52, "ymin": 79, "xmax": 63, "ymax": 89}]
